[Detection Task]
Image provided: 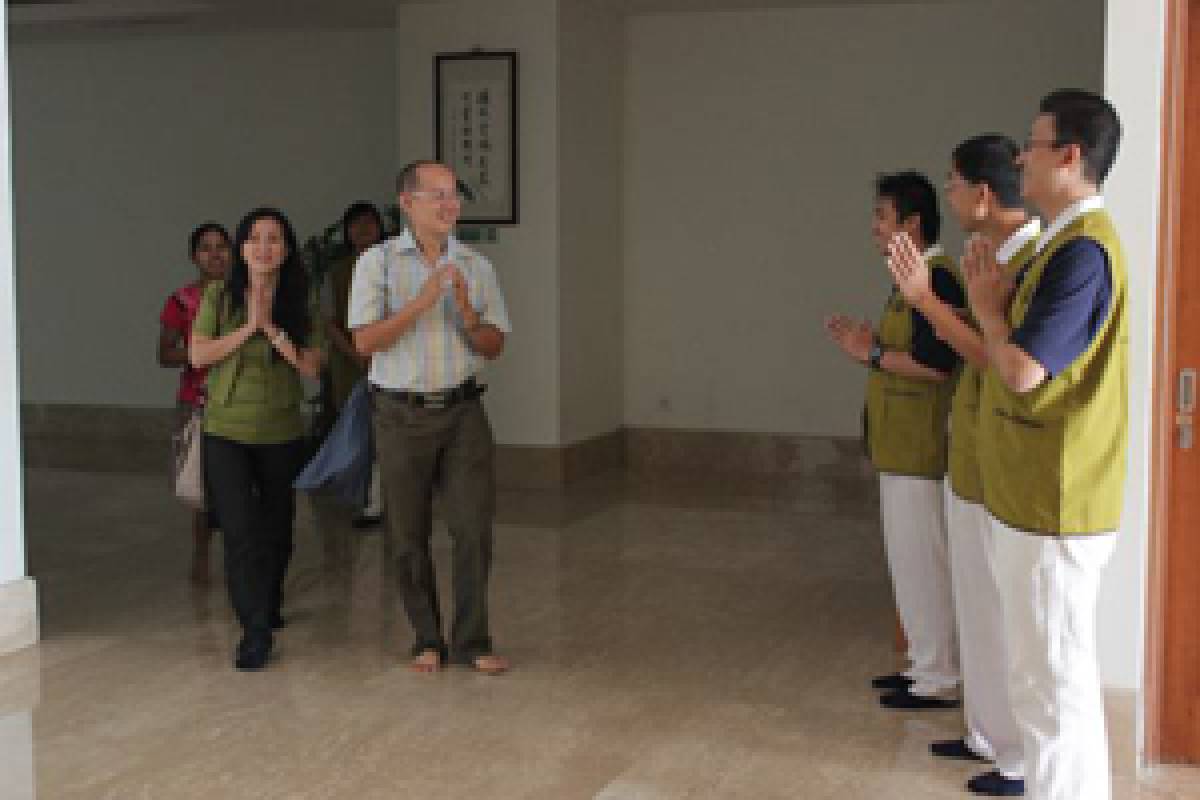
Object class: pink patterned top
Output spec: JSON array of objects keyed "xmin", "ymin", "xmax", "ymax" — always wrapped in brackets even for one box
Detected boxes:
[{"xmin": 160, "ymin": 283, "xmax": 209, "ymax": 407}]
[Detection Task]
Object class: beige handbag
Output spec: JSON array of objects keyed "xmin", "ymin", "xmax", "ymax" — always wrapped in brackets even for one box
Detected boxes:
[{"xmin": 172, "ymin": 409, "xmax": 206, "ymax": 510}]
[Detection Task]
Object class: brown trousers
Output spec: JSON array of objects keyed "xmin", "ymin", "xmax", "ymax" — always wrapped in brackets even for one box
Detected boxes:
[{"xmin": 372, "ymin": 392, "xmax": 497, "ymax": 661}]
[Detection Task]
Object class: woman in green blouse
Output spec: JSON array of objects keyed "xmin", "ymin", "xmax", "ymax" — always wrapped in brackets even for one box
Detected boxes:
[{"xmin": 190, "ymin": 207, "xmax": 323, "ymax": 671}]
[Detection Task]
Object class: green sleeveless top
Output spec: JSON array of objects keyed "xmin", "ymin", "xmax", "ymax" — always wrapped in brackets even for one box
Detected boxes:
[
  {"xmin": 865, "ymin": 253, "xmax": 962, "ymax": 478},
  {"xmin": 978, "ymin": 209, "xmax": 1128, "ymax": 535},
  {"xmin": 948, "ymin": 236, "xmax": 1041, "ymax": 503}
]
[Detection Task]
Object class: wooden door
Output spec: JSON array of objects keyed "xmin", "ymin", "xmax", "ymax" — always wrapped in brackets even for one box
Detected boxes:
[{"xmin": 1151, "ymin": 0, "xmax": 1200, "ymax": 764}]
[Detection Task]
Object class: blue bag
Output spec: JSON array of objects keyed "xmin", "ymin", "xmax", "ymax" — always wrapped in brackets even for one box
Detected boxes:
[{"xmin": 294, "ymin": 379, "xmax": 373, "ymax": 507}]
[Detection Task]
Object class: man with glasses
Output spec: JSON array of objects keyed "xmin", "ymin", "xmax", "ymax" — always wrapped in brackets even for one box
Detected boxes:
[
  {"xmin": 888, "ymin": 136, "xmax": 1040, "ymax": 797},
  {"xmin": 967, "ymin": 90, "xmax": 1125, "ymax": 800},
  {"xmin": 349, "ymin": 159, "xmax": 512, "ymax": 675},
  {"xmin": 825, "ymin": 171, "xmax": 964, "ymax": 711}
]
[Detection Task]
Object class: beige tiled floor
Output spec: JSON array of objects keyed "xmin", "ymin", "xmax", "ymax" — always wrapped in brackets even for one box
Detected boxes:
[{"xmin": 0, "ymin": 467, "xmax": 1197, "ymax": 799}]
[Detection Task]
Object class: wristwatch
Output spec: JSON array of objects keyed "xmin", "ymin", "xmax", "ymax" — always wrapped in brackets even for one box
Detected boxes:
[{"xmin": 868, "ymin": 339, "xmax": 884, "ymax": 370}]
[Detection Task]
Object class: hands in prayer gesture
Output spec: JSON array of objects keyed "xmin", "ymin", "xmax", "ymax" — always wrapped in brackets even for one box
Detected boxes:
[
  {"xmin": 247, "ymin": 284, "xmax": 274, "ymax": 333},
  {"xmin": 415, "ymin": 262, "xmax": 475, "ymax": 323},
  {"xmin": 886, "ymin": 233, "xmax": 932, "ymax": 308},
  {"xmin": 416, "ymin": 265, "xmax": 453, "ymax": 312},
  {"xmin": 448, "ymin": 265, "xmax": 475, "ymax": 321},
  {"xmin": 962, "ymin": 233, "xmax": 1013, "ymax": 326}
]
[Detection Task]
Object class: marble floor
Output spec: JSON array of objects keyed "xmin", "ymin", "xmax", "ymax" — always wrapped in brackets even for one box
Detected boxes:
[{"xmin": 1, "ymin": 466, "xmax": 1197, "ymax": 799}]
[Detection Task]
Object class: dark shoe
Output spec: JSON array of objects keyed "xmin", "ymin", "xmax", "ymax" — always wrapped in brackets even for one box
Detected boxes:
[
  {"xmin": 879, "ymin": 687, "xmax": 960, "ymax": 710},
  {"xmin": 931, "ymin": 738, "xmax": 989, "ymax": 762},
  {"xmin": 967, "ymin": 770, "xmax": 1025, "ymax": 796},
  {"xmin": 871, "ymin": 672, "xmax": 914, "ymax": 691},
  {"xmin": 234, "ymin": 632, "xmax": 273, "ymax": 671},
  {"xmin": 351, "ymin": 513, "xmax": 383, "ymax": 530}
]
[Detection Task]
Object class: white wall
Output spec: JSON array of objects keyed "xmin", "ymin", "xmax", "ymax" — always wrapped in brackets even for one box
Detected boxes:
[
  {"xmin": 394, "ymin": 0, "xmax": 562, "ymax": 447},
  {"xmin": 10, "ymin": 26, "xmax": 397, "ymax": 409},
  {"xmin": 623, "ymin": 0, "xmax": 1105, "ymax": 436},
  {"xmin": 559, "ymin": 0, "xmax": 625, "ymax": 444},
  {"xmin": 1102, "ymin": 0, "xmax": 1165, "ymax": 703},
  {"xmin": 0, "ymin": 4, "xmax": 26, "ymax": 586}
]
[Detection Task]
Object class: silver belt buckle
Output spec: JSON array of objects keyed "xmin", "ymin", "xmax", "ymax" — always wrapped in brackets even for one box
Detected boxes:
[{"xmin": 423, "ymin": 393, "xmax": 449, "ymax": 410}]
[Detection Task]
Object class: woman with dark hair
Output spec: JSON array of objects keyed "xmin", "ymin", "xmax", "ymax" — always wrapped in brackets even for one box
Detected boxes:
[
  {"xmin": 159, "ymin": 222, "xmax": 232, "ymax": 584},
  {"xmin": 190, "ymin": 207, "xmax": 323, "ymax": 671},
  {"xmin": 327, "ymin": 202, "xmax": 384, "ymax": 415},
  {"xmin": 324, "ymin": 201, "xmax": 385, "ymax": 526}
]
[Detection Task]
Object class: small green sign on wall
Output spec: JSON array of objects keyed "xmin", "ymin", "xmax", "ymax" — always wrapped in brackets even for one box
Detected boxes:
[{"xmin": 456, "ymin": 226, "xmax": 498, "ymax": 244}]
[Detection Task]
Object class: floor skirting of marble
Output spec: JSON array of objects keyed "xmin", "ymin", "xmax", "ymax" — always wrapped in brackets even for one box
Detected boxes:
[
  {"xmin": 0, "ymin": 576, "xmax": 38, "ymax": 657},
  {"xmin": 21, "ymin": 403, "xmax": 870, "ymax": 490}
]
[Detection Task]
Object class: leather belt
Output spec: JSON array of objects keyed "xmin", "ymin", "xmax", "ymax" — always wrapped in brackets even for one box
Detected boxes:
[{"xmin": 372, "ymin": 378, "xmax": 483, "ymax": 410}]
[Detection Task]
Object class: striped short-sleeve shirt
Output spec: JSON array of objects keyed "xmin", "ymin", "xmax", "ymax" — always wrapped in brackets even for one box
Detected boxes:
[{"xmin": 347, "ymin": 229, "xmax": 511, "ymax": 392}]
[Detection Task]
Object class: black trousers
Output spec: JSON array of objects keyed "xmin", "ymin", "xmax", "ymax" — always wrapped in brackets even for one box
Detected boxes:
[{"xmin": 203, "ymin": 434, "xmax": 306, "ymax": 636}]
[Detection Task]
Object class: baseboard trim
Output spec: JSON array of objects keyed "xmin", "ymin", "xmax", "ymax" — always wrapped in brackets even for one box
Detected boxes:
[
  {"xmin": 20, "ymin": 404, "xmax": 872, "ymax": 487},
  {"xmin": 497, "ymin": 429, "xmax": 626, "ymax": 489},
  {"xmin": 1105, "ymin": 687, "xmax": 1139, "ymax": 778},
  {"xmin": 0, "ymin": 577, "xmax": 38, "ymax": 656},
  {"xmin": 624, "ymin": 425, "xmax": 870, "ymax": 479},
  {"xmin": 21, "ymin": 404, "xmax": 631, "ymax": 490}
]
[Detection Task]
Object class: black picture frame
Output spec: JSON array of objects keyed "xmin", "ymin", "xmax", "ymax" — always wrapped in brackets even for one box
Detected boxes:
[{"xmin": 434, "ymin": 50, "xmax": 519, "ymax": 226}]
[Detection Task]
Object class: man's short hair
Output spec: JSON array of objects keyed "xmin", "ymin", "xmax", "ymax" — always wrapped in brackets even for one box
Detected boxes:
[
  {"xmin": 952, "ymin": 134, "xmax": 1024, "ymax": 210},
  {"xmin": 1039, "ymin": 88, "xmax": 1122, "ymax": 185},
  {"xmin": 875, "ymin": 171, "xmax": 941, "ymax": 245},
  {"xmin": 396, "ymin": 159, "xmax": 449, "ymax": 194}
]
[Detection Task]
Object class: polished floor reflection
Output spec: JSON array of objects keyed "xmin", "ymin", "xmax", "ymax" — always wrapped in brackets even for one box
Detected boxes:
[{"xmin": 1, "ymin": 467, "xmax": 1196, "ymax": 799}]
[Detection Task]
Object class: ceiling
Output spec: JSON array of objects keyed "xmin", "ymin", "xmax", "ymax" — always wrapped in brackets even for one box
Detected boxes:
[
  {"xmin": 5, "ymin": 0, "xmax": 1001, "ymax": 35},
  {"xmin": 6, "ymin": 0, "xmax": 410, "ymax": 32}
]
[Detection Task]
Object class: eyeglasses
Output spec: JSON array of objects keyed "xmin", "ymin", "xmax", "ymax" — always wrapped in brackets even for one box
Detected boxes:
[
  {"xmin": 1022, "ymin": 138, "xmax": 1062, "ymax": 153},
  {"xmin": 409, "ymin": 190, "xmax": 465, "ymax": 204}
]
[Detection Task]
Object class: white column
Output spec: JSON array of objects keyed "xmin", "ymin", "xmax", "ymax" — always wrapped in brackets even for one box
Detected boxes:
[
  {"xmin": 0, "ymin": 2, "xmax": 37, "ymax": 656},
  {"xmin": 0, "ymin": 712, "xmax": 35, "ymax": 800},
  {"xmin": 1102, "ymin": 0, "xmax": 1167, "ymax": 767}
]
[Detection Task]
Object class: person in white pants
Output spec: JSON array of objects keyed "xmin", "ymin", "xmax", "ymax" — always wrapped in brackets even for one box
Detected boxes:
[
  {"xmin": 826, "ymin": 171, "xmax": 963, "ymax": 710},
  {"xmin": 968, "ymin": 89, "xmax": 1126, "ymax": 800},
  {"xmin": 888, "ymin": 134, "xmax": 1041, "ymax": 797}
]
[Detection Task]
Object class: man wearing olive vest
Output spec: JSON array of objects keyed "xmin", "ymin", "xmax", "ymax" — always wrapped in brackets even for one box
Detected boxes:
[
  {"xmin": 965, "ymin": 90, "xmax": 1125, "ymax": 800},
  {"xmin": 826, "ymin": 171, "xmax": 964, "ymax": 711},
  {"xmin": 889, "ymin": 135, "xmax": 1041, "ymax": 797}
]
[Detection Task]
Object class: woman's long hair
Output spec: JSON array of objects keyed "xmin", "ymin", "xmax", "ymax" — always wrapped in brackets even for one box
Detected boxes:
[{"xmin": 227, "ymin": 207, "xmax": 310, "ymax": 349}]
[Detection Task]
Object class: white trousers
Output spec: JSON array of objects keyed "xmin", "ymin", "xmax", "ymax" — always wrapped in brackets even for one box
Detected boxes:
[
  {"xmin": 990, "ymin": 515, "xmax": 1116, "ymax": 800},
  {"xmin": 945, "ymin": 484, "xmax": 1022, "ymax": 777},
  {"xmin": 878, "ymin": 474, "xmax": 959, "ymax": 695}
]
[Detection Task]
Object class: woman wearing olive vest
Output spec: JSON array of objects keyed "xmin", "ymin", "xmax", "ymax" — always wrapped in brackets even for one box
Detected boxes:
[
  {"xmin": 966, "ymin": 90, "xmax": 1125, "ymax": 800},
  {"xmin": 190, "ymin": 208, "xmax": 323, "ymax": 671},
  {"xmin": 825, "ymin": 171, "xmax": 964, "ymax": 711},
  {"xmin": 889, "ymin": 136, "xmax": 1041, "ymax": 798}
]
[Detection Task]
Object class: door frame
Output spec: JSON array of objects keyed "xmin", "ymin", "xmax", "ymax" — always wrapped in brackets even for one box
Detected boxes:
[{"xmin": 1146, "ymin": 0, "xmax": 1189, "ymax": 765}]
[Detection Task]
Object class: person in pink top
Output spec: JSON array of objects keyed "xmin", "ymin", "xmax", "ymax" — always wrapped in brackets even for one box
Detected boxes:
[{"xmin": 159, "ymin": 222, "xmax": 232, "ymax": 584}]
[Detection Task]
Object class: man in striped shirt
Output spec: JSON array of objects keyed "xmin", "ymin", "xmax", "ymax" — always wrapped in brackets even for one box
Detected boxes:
[{"xmin": 349, "ymin": 159, "xmax": 512, "ymax": 675}]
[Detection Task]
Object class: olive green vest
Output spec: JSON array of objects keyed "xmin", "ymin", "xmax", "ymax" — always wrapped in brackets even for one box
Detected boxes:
[
  {"xmin": 948, "ymin": 237, "xmax": 1041, "ymax": 503},
  {"xmin": 978, "ymin": 209, "xmax": 1127, "ymax": 535},
  {"xmin": 865, "ymin": 254, "xmax": 961, "ymax": 478}
]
